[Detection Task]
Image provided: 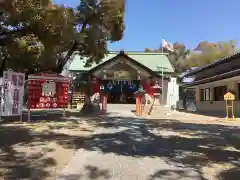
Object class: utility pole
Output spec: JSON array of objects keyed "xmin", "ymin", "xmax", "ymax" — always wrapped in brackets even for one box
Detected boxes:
[{"xmin": 157, "ymin": 66, "xmax": 168, "ymax": 105}]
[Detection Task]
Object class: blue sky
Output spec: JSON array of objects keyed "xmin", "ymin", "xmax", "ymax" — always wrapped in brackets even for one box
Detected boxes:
[{"xmin": 53, "ymin": 0, "xmax": 240, "ymax": 51}]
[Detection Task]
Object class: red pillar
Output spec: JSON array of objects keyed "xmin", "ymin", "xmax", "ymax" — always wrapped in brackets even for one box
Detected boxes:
[
  {"xmin": 139, "ymin": 96, "xmax": 143, "ymax": 116},
  {"xmin": 136, "ymin": 96, "xmax": 141, "ymax": 116}
]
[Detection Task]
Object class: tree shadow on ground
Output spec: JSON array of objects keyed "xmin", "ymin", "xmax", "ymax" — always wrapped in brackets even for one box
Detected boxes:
[
  {"xmin": 0, "ymin": 112, "xmax": 100, "ymax": 179},
  {"xmin": 217, "ymin": 166, "xmax": 240, "ymax": 180},
  {"xmin": 58, "ymin": 165, "xmax": 110, "ymax": 180},
  {"xmin": 1, "ymin": 110, "xmax": 240, "ymax": 179},
  {"xmin": 0, "ymin": 126, "xmax": 57, "ymax": 179},
  {"xmin": 0, "ymin": 108, "xmax": 107, "ymax": 124},
  {"xmin": 149, "ymin": 169, "xmax": 205, "ymax": 180},
  {"xmin": 72, "ymin": 115, "xmax": 240, "ymax": 180}
]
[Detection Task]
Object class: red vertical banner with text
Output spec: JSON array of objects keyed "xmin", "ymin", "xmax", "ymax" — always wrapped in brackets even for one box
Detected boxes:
[{"xmin": 0, "ymin": 71, "xmax": 25, "ymax": 116}]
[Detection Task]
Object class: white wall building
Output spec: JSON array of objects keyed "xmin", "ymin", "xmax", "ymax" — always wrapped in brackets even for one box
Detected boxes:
[{"xmin": 183, "ymin": 52, "xmax": 240, "ymax": 117}]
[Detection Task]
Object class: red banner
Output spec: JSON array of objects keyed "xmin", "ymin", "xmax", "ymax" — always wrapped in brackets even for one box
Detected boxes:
[
  {"xmin": 90, "ymin": 77, "xmax": 100, "ymax": 95},
  {"xmin": 27, "ymin": 72, "xmax": 69, "ymax": 109}
]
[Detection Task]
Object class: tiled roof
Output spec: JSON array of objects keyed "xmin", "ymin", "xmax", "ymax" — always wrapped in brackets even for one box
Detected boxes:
[
  {"xmin": 183, "ymin": 68, "xmax": 240, "ymax": 87},
  {"xmin": 68, "ymin": 51, "xmax": 174, "ymax": 73}
]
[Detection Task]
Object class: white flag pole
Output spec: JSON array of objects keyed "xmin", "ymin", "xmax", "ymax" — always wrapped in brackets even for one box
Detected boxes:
[
  {"xmin": 161, "ymin": 67, "xmax": 164, "ymax": 104},
  {"xmin": 161, "ymin": 38, "xmax": 164, "ymax": 53}
]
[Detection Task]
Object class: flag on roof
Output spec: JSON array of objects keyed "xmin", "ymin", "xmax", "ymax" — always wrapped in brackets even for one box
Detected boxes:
[{"xmin": 162, "ymin": 38, "xmax": 174, "ymax": 52}]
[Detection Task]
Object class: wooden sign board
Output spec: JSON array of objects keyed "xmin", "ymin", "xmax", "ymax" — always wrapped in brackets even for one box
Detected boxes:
[
  {"xmin": 224, "ymin": 92, "xmax": 235, "ymax": 101},
  {"xmin": 114, "ymin": 71, "xmax": 130, "ymax": 80}
]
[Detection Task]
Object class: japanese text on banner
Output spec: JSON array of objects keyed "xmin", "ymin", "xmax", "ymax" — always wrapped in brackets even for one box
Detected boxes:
[{"xmin": 0, "ymin": 71, "xmax": 25, "ymax": 116}]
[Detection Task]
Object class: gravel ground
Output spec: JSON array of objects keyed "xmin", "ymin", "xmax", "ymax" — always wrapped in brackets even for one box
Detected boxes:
[
  {"xmin": 57, "ymin": 104, "xmax": 240, "ymax": 180},
  {"xmin": 0, "ymin": 113, "xmax": 96, "ymax": 180}
]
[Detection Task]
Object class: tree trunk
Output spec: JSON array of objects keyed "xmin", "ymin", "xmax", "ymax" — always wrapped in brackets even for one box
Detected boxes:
[
  {"xmin": 80, "ymin": 94, "xmax": 101, "ymax": 114},
  {"xmin": 85, "ymin": 95, "xmax": 91, "ymax": 104},
  {"xmin": 79, "ymin": 84, "xmax": 101, "ymax": 114}
]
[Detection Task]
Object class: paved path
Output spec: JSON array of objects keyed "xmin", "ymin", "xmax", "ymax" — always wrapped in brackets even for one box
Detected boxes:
[{"xmin": 57, "ymin": 105, "xmax": 203, "ymax": 180}]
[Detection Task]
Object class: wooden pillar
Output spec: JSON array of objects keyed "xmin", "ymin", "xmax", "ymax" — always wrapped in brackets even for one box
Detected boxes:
[{"xmin": 210, "ymin": 87, "xmax": 214, "ymax": 101}]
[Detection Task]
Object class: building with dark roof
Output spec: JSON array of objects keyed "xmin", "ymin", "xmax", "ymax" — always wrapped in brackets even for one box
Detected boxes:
[{"xmin": 183, "ymin": 52, "xmax": 240, "ymax": 117}]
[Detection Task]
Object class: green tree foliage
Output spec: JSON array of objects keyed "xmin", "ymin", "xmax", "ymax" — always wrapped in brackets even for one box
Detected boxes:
[
  {"xmin": 0, "ymin": 0, "xmax": 75, "ymax": 72},
  {"xmin": 144, "ymin": 47, "xmax": 160, "ymax": 53},
  {"xmin": 144, "ymin": 48, "xmax": 151, "ymax": 52},
  {"xmin": 182, "ymin": 40, "xmax": 236, "ymax": 69},
  {"xmin": 168, "ymin": 43, "xmax": 190, "ymax": 73},
  {"xmin": 0, "ymin": 0, "xmax": 125, "ymax": 73},
  {"xmin": 57, "ymin": 0, "xmax": 125, "ymax": 69},
  {"xmin": 144, "ymin": 42, "xmax": 190, "ymax": 73},
  {"xmin": 144, "ymin": 40, "xmax": 237, "ymax": 73}
]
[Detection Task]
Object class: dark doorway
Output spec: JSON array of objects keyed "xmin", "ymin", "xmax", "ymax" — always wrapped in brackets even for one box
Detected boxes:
[
  {"xmin": 214, "ymin": 85, "xmax": 227, "ymax": 101},
  {"xmin": 100, "ymin": 80, "xmax": 140, "ymax": 104}
]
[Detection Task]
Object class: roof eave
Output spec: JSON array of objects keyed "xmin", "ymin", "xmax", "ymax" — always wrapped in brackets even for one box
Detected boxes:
[
  {"xmin": 88, "ymin": 54, "xmax": 171, "ymax": 80},
  {"xmin": 182, "ymin": 68, "xmax": 240, "ymax": 87}
]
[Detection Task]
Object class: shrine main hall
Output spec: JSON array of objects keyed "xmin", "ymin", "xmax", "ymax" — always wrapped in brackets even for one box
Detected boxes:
[{"xmin": 62, "ymin": 50, "xmax": 177, "ymax": 105}]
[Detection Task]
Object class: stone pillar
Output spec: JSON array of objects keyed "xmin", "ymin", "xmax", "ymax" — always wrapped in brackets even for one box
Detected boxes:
[
  {"xmin": 195, "ymin": 87, "xmax": 200, "ymax": 101},
  {"xmin": 157, "ymin": 78, "xmax": 163, "ymax": 105},
  {"xmin": 210, "ymin": 87, "xmax": 214, "ymax": 101}
]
